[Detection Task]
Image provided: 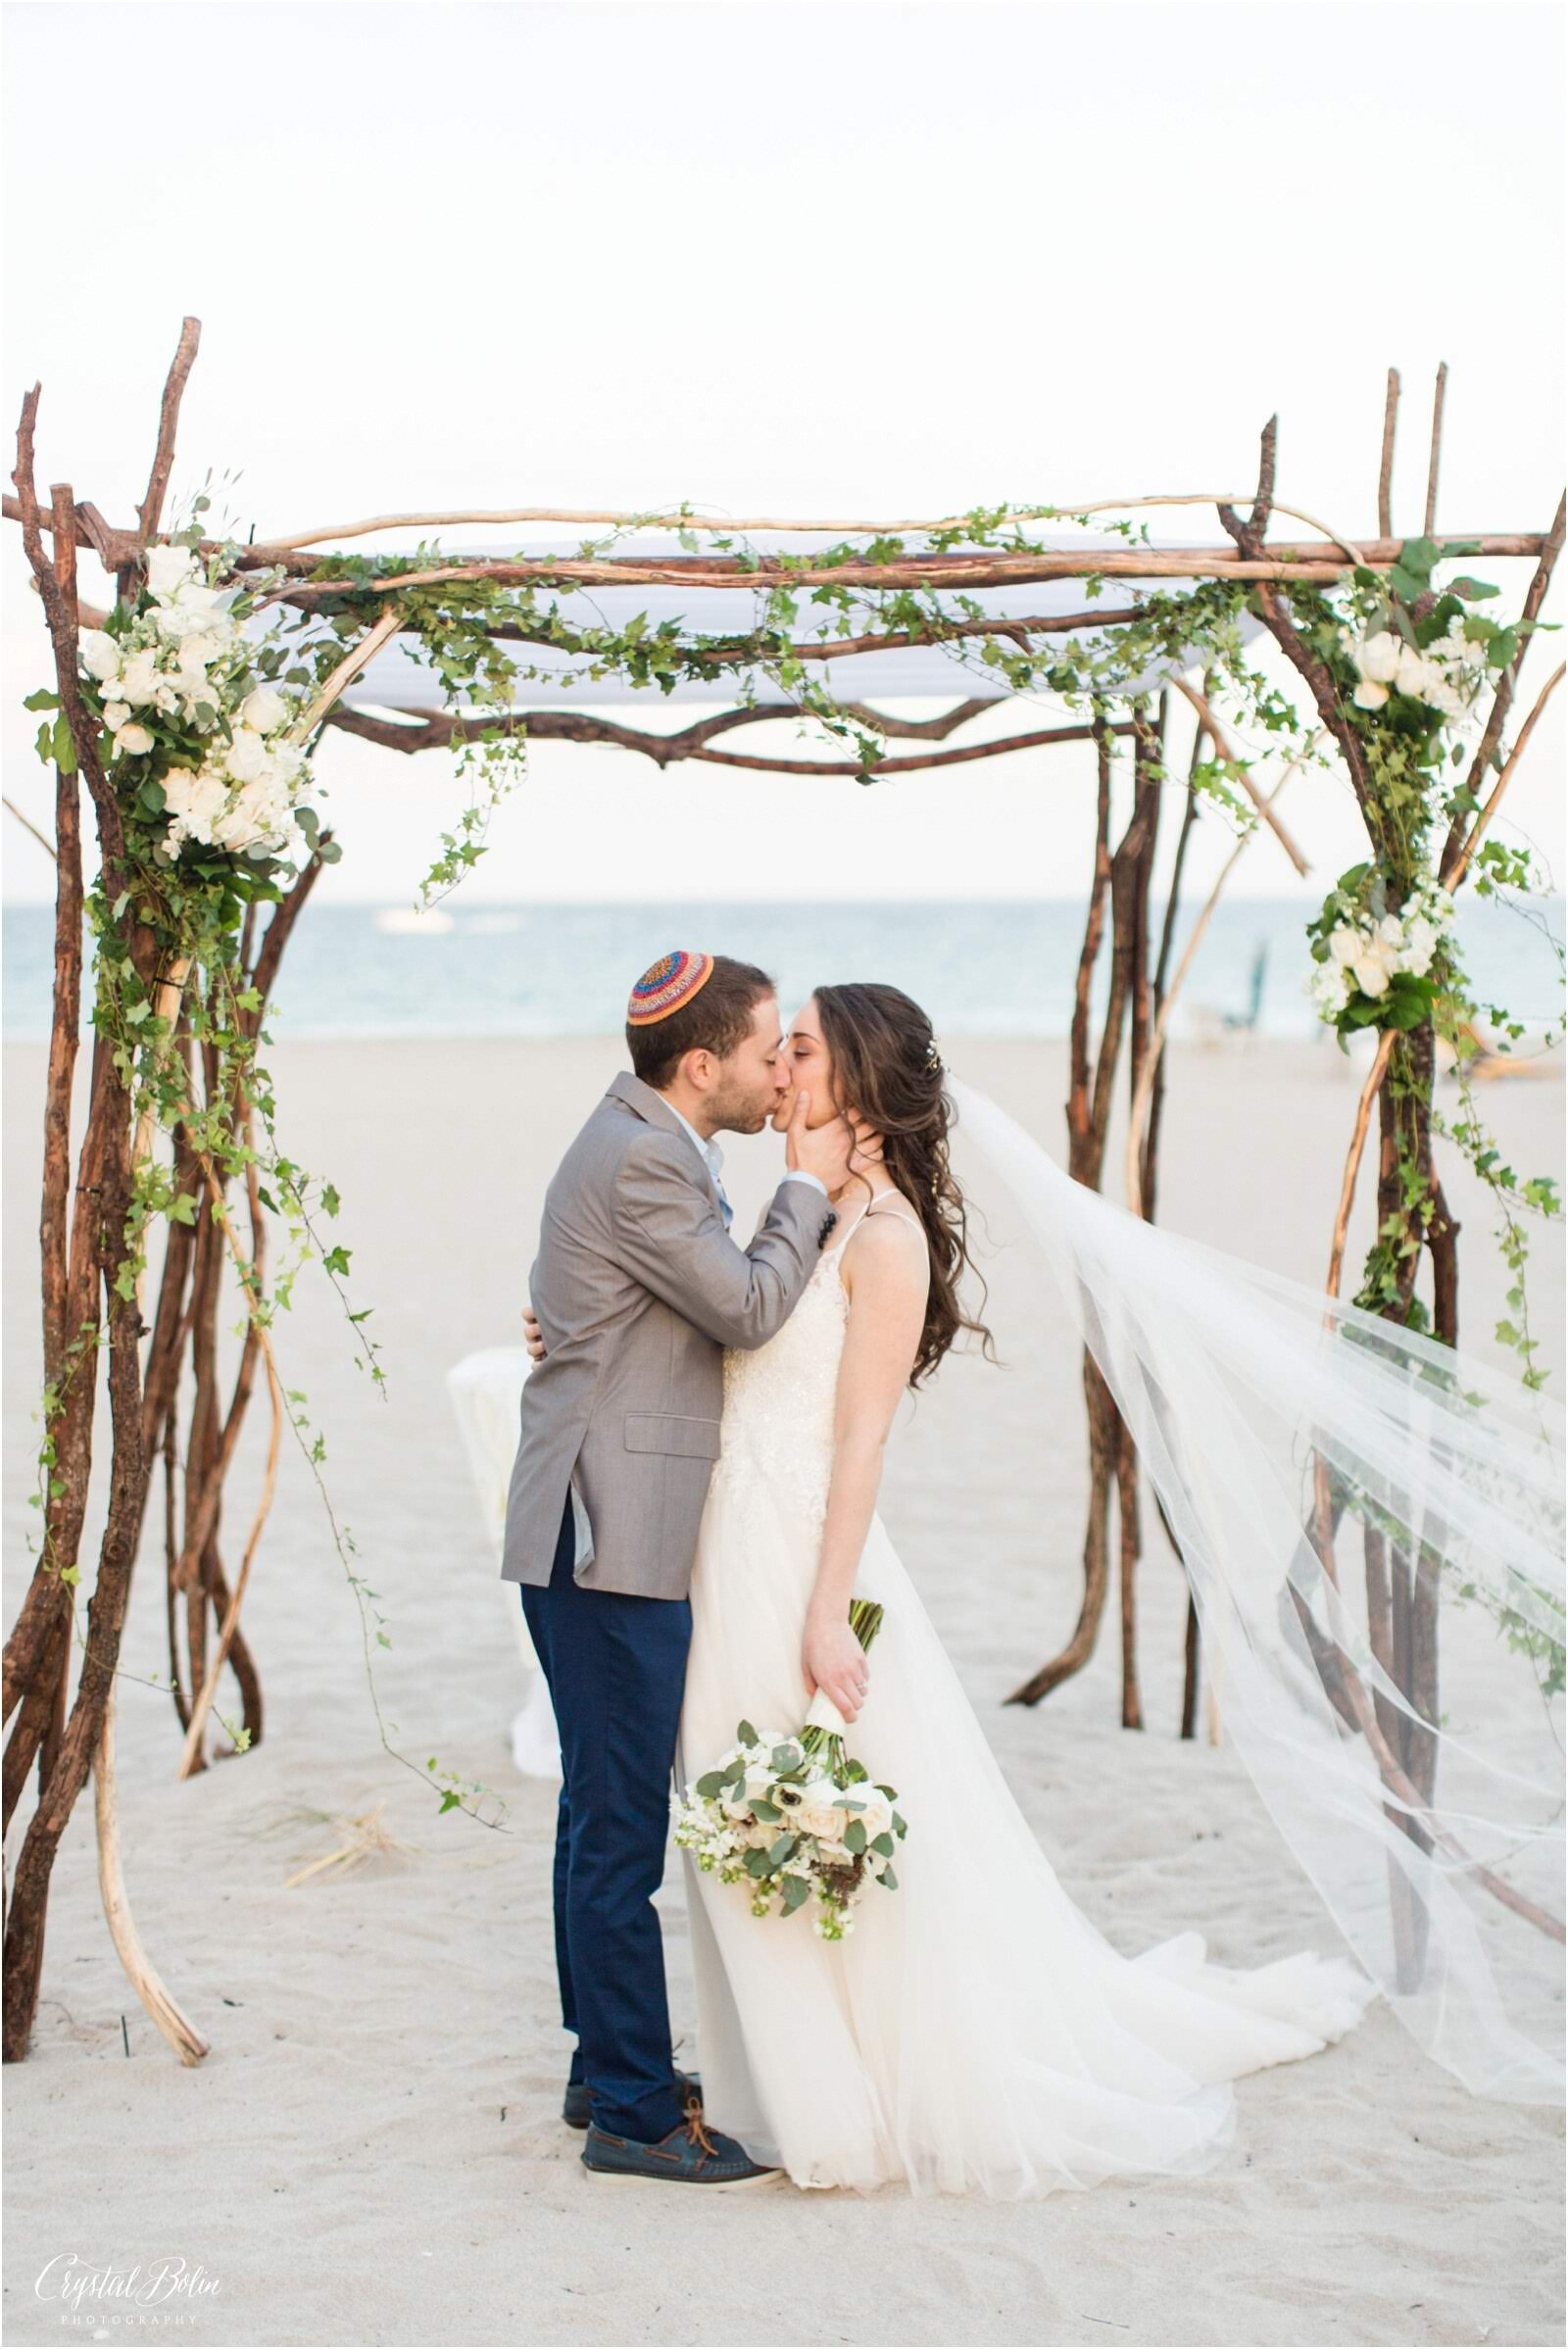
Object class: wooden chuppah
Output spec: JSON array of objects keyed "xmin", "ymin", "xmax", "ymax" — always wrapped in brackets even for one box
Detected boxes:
[{"xmin": 2, "ymin": 320, "xmax": 1561, "ymax": 2060}]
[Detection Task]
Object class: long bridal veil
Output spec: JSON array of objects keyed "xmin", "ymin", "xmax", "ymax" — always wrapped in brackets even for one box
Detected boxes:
[{"xmin": 946, "ymin": 1077, "xmax": 1565, "ymax": 2105}]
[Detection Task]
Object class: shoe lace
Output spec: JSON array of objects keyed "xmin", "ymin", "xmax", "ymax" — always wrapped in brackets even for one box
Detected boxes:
[{"xmin": 682, "ymin": 2089, "xmax": 718, "ymax": 2158}]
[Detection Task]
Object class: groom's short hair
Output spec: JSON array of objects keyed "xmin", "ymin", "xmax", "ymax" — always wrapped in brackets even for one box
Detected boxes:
[{"xmin": 627, "ymin": 954, "xmax": 776, "ymax": 1090}]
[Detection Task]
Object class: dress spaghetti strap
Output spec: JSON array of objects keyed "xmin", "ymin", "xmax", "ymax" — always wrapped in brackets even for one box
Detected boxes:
[{"xmin": 828, "ymin": 1194, "xmax": 927, "ymax": 1261}]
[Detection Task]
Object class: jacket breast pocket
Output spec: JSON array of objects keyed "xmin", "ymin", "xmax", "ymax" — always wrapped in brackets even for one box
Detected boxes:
[{"xmin": 623, "ymin": 1412, "xmax": 723, "ymax": 1460}]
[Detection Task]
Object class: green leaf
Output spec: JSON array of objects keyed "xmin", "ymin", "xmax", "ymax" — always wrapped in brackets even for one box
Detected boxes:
[
  {"xmin": 781, "ymin": 1874, "xmax": 811, "ymax": 1913},
  {"xmin": 695, "ymin": 1770, "xmax": 729, "ymax": 1798},
  {"xmin": 878, "ymin": 1865, "xmax": 898, "ymax": 1890},
  {"xmin": 23, "ymin": 688, "xmax": 60, "ymax": 711},
  {"xmin": 749, "ymin": 1796, "xmax": 780, "ymax": 1821},
  {"xmin": 767, "ymin": 1833, "xmax": 799, "ymax": 1867},
  {"xmin": 870, "ymin": 1832, "xmax": 895, "ymax": 1857},
  {"xmin": 743, "ymin": 1846, "xmax": 772, "ymax": 1879},
  {"xmin": 51, "ymin": 713, "xmax": 77, "ymax": 775},
  {"xmin": 736, "ymin": 1719, "xmax": 758, "ymax": 1747},
  {"xmin": 844, "ymin": 1819, "xmax": 867, "ymax": 1854}
]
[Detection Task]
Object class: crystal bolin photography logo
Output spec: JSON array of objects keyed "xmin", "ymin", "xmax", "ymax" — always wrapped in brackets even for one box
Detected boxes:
[{"xmin": 34, "ymin": 2255, "xmax": 221, "ymax": 2328}]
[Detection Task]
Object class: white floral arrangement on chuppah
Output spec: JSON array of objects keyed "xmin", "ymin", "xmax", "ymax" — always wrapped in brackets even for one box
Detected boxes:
[
  {"xmin": 672, "ymin": 1598, "xmax": 906, "ymax": 1941},
  {"xmin": 73, "ymin": 538, "xmax": 328, "ymax": 872}
]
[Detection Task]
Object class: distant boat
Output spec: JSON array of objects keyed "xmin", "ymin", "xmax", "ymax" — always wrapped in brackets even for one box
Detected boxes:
[{"xmin": 375, "ymin": 905, "xmax": 455, "ymax": 937}]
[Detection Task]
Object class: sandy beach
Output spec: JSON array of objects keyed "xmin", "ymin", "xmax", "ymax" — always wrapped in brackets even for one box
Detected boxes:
[{"xmin": 3, "ymin": 1031, "xmax": 1563, "ymax": 2349}]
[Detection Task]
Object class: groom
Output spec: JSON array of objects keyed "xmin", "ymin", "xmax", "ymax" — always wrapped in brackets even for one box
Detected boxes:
[{"xmin": 500, "ymin": 952, "xmax": 860, "ymax": 2187}]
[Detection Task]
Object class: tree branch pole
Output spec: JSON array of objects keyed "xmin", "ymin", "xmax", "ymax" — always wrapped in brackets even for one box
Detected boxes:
[
  {"xmin": 323, "ymin": 703, "xmax": 1135, "ymax": 777},
  {"xmin": 1424, "ymin": 364, "xmax": 1448, "ymax": 535},
  {"xmin": 1166, "ymin": 674, "xmax": 1310, "ymax": 874},
  {"xmin": 1378, "ymin": 368, "xmax": 1400, "ymax": 540},
  {"xmin": 1125, "ymin": 729, "xmax": 1322, "ymax": 1217},
  {"xmin": 227, "ymin": 489, "xmax": 1383, "ymax": 557},
  {"xmin": 117, "ymin": 317, "xmax": 201, "ymax": 603},
  {"xmin": 1440, "ymin": 493, "xmax": 1566, "ymax": 877}
]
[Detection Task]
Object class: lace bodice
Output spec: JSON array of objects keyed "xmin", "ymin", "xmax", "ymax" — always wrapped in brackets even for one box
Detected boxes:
[{"xmin": 709, "ymin": 1200, "xmax": 922, "ymax": 1542}]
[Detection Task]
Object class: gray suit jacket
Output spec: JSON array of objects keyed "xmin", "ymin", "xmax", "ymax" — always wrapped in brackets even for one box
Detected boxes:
[{"xmin": 500, "ymin": 1071, "xmax": 838, "ymax": 1599}]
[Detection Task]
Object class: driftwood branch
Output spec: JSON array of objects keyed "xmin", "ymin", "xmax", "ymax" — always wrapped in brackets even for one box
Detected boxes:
[
  {"xmin": 121, "ymin": 317, "xmax": 201, "ymax": 601},
  {"xmin": 1378, "ymin": 367, "xmax": 1400, "ymax": 539},
  {"xmin": 1167, "ymin": 673, "xmax": 1309, "ymax": 874},
  {"xmin": 1125, "ymin": 728, "xmax": 1322, "ymax": 1213},
  {"xmin": 1442, "ymin": 661, "xmax": 1565, "ymax": 891},
  {"xmin": 223, "ymin": 489, "xmax": 1399, "ymax": 558},
  {"xmin": 1439, "ymin": 493, "xmax": 1566, "ymax": 876},
  {"xmin": 323, "ymin": 702, "xmax": 1135, "ymax": 775},
  {"xmin": 1424, "ymin": 363, "xmax": 1447, "ymax": 534}
]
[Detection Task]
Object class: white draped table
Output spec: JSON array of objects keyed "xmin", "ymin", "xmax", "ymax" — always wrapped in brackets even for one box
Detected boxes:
[{"xmin": 446, "ymin": 1346, "xmax": 563, "ymax": 1780}]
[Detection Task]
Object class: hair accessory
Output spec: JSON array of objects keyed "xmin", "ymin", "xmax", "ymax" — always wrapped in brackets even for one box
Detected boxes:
[
  {"xmin": 925, "ymin": 1038, "xmax": 944, "ymax": 1074},
  {"xmin": 627, "ymin": 950, "xmax": 716, "ymax": 1026}
]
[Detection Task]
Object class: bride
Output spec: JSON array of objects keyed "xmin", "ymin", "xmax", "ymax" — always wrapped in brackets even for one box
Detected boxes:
[{"xmin": 668, "ymin": 981, "xmax": 1376, "ymax": 2199}]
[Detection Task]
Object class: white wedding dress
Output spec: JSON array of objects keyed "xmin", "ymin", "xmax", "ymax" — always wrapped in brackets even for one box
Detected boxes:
[{"xmin": 673, "ymin": 1199, "xmax": 1378, "ymax": 2200}]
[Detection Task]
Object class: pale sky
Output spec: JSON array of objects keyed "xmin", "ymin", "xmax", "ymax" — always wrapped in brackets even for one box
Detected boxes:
[{"xmin": 2, "ymin": 0, "xmax": 1562, "ymax": 909}]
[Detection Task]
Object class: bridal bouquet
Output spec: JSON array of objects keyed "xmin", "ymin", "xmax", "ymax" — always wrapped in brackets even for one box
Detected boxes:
[{"xmin": 672, "ymin": 1599, "xmax": 907, "ymax": 1941}]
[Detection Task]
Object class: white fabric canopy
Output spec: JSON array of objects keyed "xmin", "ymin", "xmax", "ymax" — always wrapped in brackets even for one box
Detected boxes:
[{"xmin": 343, "ymin": 534, "xmax": 1263, "ymax": 713}]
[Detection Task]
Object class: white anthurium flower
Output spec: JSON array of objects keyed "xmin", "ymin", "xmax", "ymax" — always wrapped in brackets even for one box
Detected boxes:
[
  {"xmin": 1329, "ymin": 925, "xmax": 1361, "ymax": 966},
  {"xmin": 1352, "ymin": 679, "xmax": 1390, "ymax": 710},
  {"xmin": 1355, "ymin": 632, "xmax": 1401, "ymax": 684},
  {"xmin": 79, "ymin": 628, "xmax": 123, "ymax": 684},
  {"xmin": 115, "ymin": 722, "xmax": 155, "ymax": 758},
  {"xmin": 240, "ymin": 684, "xmax": 290, "ymax": 735}
]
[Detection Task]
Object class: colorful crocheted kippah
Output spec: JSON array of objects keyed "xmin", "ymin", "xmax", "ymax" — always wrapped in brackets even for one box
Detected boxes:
[{"xmin": 626, "ymin": 951, "xmax": 715, "ymax": 1026}]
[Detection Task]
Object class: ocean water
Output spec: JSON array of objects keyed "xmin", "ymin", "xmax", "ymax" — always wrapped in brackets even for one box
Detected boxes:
[{"xmin": 2, "ymin": 896, "xmax": 1561, "ymax": 1043}]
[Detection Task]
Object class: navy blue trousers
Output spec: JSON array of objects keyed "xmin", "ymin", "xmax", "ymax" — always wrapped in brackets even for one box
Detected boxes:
[{"xmin": 519, "ymin": 1497, "xmax": 693, "ymax": 2142}]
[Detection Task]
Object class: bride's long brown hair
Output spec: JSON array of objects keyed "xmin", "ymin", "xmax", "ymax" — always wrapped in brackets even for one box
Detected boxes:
[{"xmin": 812, "ymin": 982, "xmax": 995, "ymax": 1388}]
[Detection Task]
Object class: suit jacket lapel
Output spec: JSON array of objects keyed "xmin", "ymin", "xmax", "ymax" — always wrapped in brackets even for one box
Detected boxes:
[{"xmin": 606, "ymin": 1071, "xmax": 725, "ymax": 1215}]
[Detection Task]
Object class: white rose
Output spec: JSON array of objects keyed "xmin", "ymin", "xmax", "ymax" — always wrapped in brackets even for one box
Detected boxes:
[
  {"xmin": 240, "ymin": 684, "xmax": 289, "ymax": 735},
  {"xmin": 1328, "ymin": 925, "xmax": 1361, "ymax": 966},
  {"xmin": 116, "ymin": 722, "xmax": 154, "ymax": 757},
  {"xmin": 175, "ymin": 631, "xmax": 225, "ymax": 677},
  {"xmin": 116, "ymin": 649, "xmax": 163, "ymax": 707},
  {"xmin": 1351, "ymin": 679, "xmax": 1389, "ymax": 710},
  {"xmin": 1401, "ymin": 917, "xmax": 1439, "ymax": 974},
  {"xmin": 1351, "ymin": 952, "xmax": 1392, "ymax": 999},
  {"xmin": 1394, "ymin": 644, "xmax": 1432, "ymax": 700},
  {"xmin": 148, "ymin": 580, "xmax": 236, "ymax": 640},
  {"xmin": 79, "ymin": 628, "xmax": 123, "ymax": 684},
  {"xmin": 102, "ymin": 701, "xmax": 130, "ymax": 733},
  {"xmin": 850, "ymin": 1789, "xmax": 892, "ymax": 1839},
  {"xmin": 145, "ymin": 544, "xmax": 199, "ymax": 598},
  {"xmin": 224, "ymin": 727, "xmax": 271, "ymax": 786},
  {"xmin": 1355, "ymin": 632, "xmax": 1401, "ymax": 684},
  {"xmin": 792, "ymin": 1794, "xmax": 850, "ymax": 1842},
  {"xmin": 161, "ymin": 767, "xmax": 229, "ymax": 841}
]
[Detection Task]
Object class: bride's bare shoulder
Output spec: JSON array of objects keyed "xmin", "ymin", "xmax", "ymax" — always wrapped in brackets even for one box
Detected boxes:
[{"xmin": 841, "ymin": 1197, "xmax": 929, "ymax": 1293}]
